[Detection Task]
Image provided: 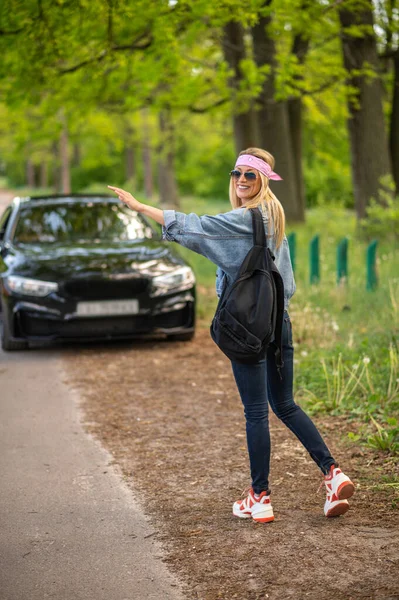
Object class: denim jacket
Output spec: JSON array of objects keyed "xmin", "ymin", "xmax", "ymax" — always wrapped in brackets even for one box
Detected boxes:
[{"xmin": 162, "ymin": 205, "xmax": 296, "ymax": 310}]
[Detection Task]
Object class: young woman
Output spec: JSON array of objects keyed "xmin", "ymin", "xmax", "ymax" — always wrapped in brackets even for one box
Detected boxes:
[{"xmin": 108, "ymin": 147, "xmax": 355, "ymax": 523}]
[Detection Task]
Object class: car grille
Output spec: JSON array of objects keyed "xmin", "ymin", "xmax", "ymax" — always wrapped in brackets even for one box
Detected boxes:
[
  {"xmin": 18, "ymin": 305, "xmax": 192, "ymax": 338},
  {"xmin": 62, "ymin": 277, "xmax": 149, "ymax": 300}
]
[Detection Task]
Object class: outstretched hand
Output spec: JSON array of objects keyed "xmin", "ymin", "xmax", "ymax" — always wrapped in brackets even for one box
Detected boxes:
[{"xmin": 107, "ymin": 186, "xmax": 144, "ymax": 212}]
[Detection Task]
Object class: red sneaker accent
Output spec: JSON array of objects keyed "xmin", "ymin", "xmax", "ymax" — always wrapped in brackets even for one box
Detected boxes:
[
  {"xmin": 337, "ymin": 480, "xmax": 355, "ymax": 500},
  {"xmin": 233, "ymin": 488, "xmax": 274, "ymax": 523},
  {"xmin": 323, "ymin": 466, "xmax": 354, "ymax": 518}
]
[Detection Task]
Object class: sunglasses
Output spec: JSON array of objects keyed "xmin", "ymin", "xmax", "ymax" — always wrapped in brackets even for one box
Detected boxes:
[{"xmin": 230, "ymin": 170, "xmax": 257, "ymax": 181}]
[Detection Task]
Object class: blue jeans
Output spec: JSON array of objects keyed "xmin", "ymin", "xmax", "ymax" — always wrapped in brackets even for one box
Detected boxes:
[{"xmin": 231, "ymin": 310, "xmax": 336, "ymax": 494}]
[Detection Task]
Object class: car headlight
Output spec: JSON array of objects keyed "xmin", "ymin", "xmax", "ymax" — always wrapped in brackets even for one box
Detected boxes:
[
  {"xmin": 6, "ymin": 275, "xmax": 59, "ymax": 297},
  {"xmin": 151, "ymin": 266, "xmax": 195, "ymax": 296}
]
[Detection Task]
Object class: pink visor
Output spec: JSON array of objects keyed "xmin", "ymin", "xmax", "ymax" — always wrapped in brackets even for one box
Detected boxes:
[{"xmin": 235, "ymin": 154, "xmax": 283, "ymax": 181}]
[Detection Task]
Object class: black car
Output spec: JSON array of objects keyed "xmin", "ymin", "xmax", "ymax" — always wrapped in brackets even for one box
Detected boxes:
[{"xmin": 0, "ymin": 194, "xmax": 196, "ymax": 351}]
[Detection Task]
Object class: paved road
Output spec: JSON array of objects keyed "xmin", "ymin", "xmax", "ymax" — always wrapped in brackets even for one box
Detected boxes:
[{"xmin": 0, "ymin": 337, "xmax": 185, "ymax": 600}]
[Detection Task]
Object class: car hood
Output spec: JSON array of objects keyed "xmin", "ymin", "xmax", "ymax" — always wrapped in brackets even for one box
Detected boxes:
[{"xmin": 5, "ymin": 240, "xmax": 186, "ymax": 281}]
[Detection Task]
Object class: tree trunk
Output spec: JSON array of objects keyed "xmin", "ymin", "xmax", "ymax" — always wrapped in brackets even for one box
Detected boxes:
[
  {"xmin": 26, "ymin": 159, "xmax": 35, "ymax": 188},
  {"xmin": 252, "ymin": 13, "xmax": 300, "ymax": 222},
  {"xmin": 287, "ymin": 98, "xmax": 305, "ymax": 220},
  {"xmin": 390, "ymin": 50, "xmax": 399, "ymax": 193},
  {"xmin": 40, "ymin": 162, "xmax": 48, "ymax": 188},
  {"xmin": 52, "ymin": 141, "xmax": 59, "ymax": 193},
  {"xmin": 142, "ymin": 109, "xmax": 153, "ymax": 199},
  {"xmin": 222, "ymin": 21, "xmax": 258, "ymax": 154},
  {"xmin": 158, "ymin": 110, "xmax": 179, "ymax": 209},
  {"xmin": 59, "ymin": 111, "xmax": 71, "ymax": 194},
  {"xmin": 125, "ymin": 145, "xmax": 135, "ymax": 182},
  {"xmin": 339, "ymin": 1, "xmax": 393, "ymax": 219},
  {"xmin": 287, "ymin": 28, "xmax": 309, "ymax": 222},
  {"xmin": 73, "ymin": 143, "xmax": 81, "ymax": 167}
]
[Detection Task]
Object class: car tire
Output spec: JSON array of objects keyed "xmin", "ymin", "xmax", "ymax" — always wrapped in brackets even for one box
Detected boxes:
[
  {"xmin": 166, "ymin": 331, "xmax": 195, "ymax": 342},
  {"xmin": 1, "ymin": 312, "xmax": 29, "ymax": 351}
]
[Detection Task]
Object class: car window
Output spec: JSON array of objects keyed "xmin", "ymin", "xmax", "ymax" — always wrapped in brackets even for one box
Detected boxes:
[
  {"xmin": 12, "ymin": 201, "xmax": 157, "ymax": 244},
  {"xmin": 0, "ymin": 206, "xmax": 12, "ymax": 240}
]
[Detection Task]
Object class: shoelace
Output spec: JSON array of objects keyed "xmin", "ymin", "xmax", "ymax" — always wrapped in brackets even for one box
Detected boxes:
[{"xmin": 240, "ymin": 486, "xmax": 253, "ymax": 498}]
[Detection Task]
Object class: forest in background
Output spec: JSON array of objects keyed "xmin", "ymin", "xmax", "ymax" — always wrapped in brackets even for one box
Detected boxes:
[{"xmin": 0, "ymin": 0, "xmax": 398, "ymax": 225}]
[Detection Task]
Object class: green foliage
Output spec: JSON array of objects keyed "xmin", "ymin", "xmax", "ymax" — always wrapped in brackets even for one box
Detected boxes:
[
  {"xmin": 303, "ymin": 83, "xmax": 353, "ymax": 209},
  {"xmin": 303, "ymin": 158, "xmax": 353, "ymax": 209},
  {"xmin": 175, "ymin": 114, "xmax": 235, "ymax": 199},
  {"xmin": 0, "ymin": 0, "xmax": 372, "ymax": 209},
  {"xmin": 366, "ymin": 416, "xmax": 399, "ymax": 454},
  {"xmin": 358, "ymin": 178, "xmax": 399, "ymax": 243}
]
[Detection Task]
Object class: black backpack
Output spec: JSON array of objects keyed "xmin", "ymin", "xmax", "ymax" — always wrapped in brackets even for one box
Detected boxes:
[{"xmin": 210, "ymin": 208, "xmax": 285, "ymax": 379}]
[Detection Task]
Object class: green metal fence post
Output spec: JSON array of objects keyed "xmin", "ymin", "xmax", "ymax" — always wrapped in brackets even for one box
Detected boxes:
[
  {"xmin": 309, "ymin": 235, "xmax": 320, "ymax": 284},
  {"xmin": 366, "ymin": 239, "xmax": 378, "ymax": 290},
  {"xmin": 287, "ymin": 232, "xmax": 296, "ymax": 273},
  {"xmin": 337, "ymin": 237, "xmax": 349, "ymax": 285}
]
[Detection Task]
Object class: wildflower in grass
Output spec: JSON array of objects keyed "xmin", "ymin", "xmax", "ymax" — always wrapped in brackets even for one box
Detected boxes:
[
  {"xmin": 352, "ymin": 364, "xmax": 359, "ymax": 371},
  {"xmin": 362, "ymin": 356, "xmax": 374, "ymax": 393},
  {"xmin": 301, "ymin": 350, "xmax": 308, "ymax": 357},
  {"xmin": 332, "ymin": 321, "xmax": 339, "ymax": 332}
]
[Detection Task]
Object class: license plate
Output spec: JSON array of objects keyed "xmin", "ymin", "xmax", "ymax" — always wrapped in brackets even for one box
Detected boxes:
[{"xmin": 76, "ymin": 299, "xmax": 139, "ymax": 317}]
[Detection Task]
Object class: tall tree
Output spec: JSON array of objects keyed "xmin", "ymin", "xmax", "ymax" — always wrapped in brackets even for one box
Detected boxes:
[
  {"xmin": 222, "ymin": 21, "xmax": 258, "ymax": 153},
  {"xmin": 286, "ymin": 0, "xmax": 313, "ymax": 223},
  {"xmin": 158, "ymin": 110, "xmax": 179, "ymax": 209},
  {"xmin": 391, "ymin": 49, "xmax": 399, "ymax": 192},
  {"xmin": 252, "ymin": 5, "xmax": 300, "ymax": 221},
  {"xmin": 374, "ymin": 0, "xmax": 399, "ymax": 192},
  {"xmin": 26, "ymin": 158, "xmax": 35, "ymax": 188},
  {"xmin": 339, "ymin": 0, "xmax": 393, "ymax": 218},
  {"xmin": 39, "ymin": 162, "xmax": 48, "ymax": 188},
  {"xmin": 59, "ymin": 110, "xmax": 71, "ymax": 194},
  {"xmin": 142, "ymin": 109, "xmax": 153, "ymax": 200}
]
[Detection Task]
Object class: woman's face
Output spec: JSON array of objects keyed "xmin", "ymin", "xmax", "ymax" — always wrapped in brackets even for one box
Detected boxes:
[{"xmin": 232, "ymin": 167, "xmax": 262, "ymax": 204}]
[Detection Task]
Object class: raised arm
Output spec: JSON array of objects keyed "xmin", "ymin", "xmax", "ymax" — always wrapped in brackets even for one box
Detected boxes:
[{"xmin": 107, "ymin": 186, "xmax": 165, "ymax": 226}]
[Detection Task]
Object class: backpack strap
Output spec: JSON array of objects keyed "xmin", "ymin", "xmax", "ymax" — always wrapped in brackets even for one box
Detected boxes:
[
  {"xmin": 251, "ymin": 209, "xmax": 285, "ymax": 380},
  {"xmin": 251, "ymin": 208, "xmax": 267, "ymax": 247},
  {"xmin": 271, "ymin": 267, "xmax": 285, "ymax": 381}
]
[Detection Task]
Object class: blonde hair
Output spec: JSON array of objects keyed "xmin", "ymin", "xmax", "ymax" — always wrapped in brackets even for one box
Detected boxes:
[{"xmin": 229, "ymin": 147, "xmax": 285, "ymax": 249}]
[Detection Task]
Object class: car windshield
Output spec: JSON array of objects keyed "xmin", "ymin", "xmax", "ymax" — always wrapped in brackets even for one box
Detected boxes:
[{"xmin": 12, "ymin": 200, "xmax": 157, "ymax": 244}]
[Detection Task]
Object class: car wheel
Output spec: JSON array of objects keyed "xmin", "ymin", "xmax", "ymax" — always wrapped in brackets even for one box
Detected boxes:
[
  {"xmin": 166, "ymin": 332, "xmax": 195, "ymax": 342},
  {"xmin": 1, "ymin": 312, "xmax": 29, "ymax": 351}
]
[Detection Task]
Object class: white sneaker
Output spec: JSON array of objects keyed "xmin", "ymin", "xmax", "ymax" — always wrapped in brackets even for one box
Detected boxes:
[
  {"xmin": 233, "ymin": 488, "xmax": 274, "ymax": 523},
  {"xmin": 323, "ymin": 465, "xmax": 355, "ymax": 517}
]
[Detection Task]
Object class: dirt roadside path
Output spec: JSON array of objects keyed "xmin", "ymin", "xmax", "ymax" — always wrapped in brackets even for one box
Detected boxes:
[{"xmin": 62, "ymin": 329, "xmax": 399, "ymax": 600}]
